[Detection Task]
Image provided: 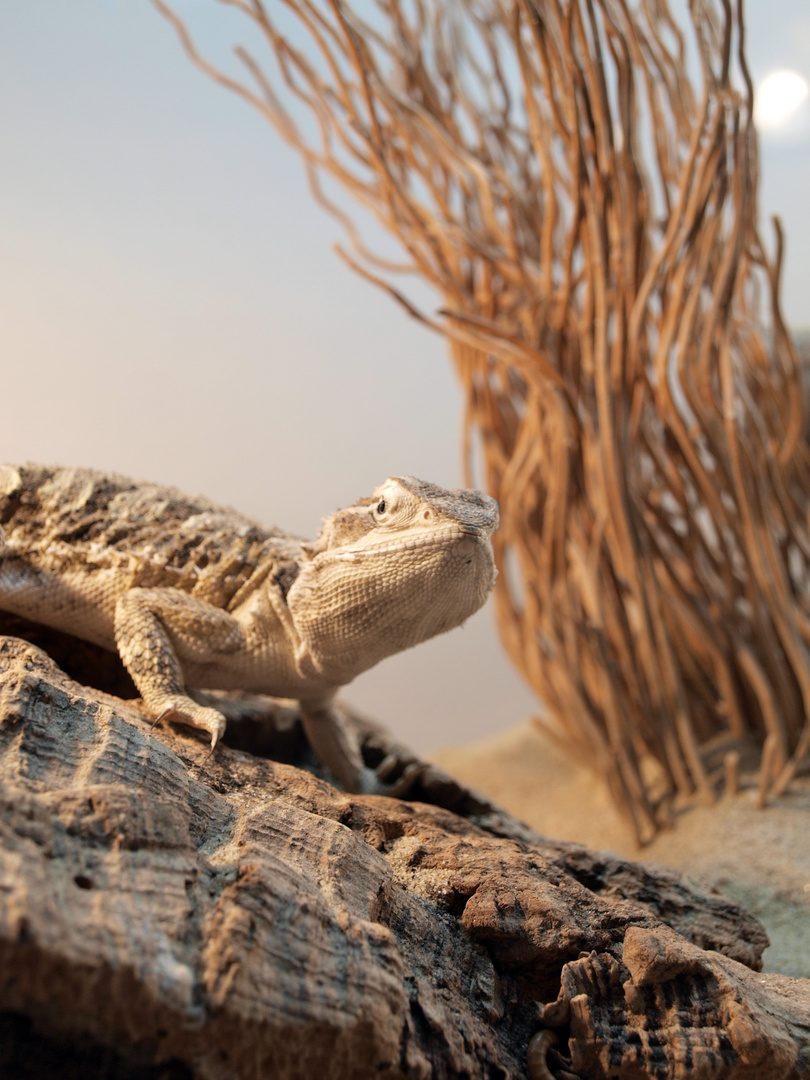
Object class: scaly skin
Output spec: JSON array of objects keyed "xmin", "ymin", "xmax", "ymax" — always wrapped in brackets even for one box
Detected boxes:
[{"xmin": 0, "ymin": 464, "xmax": 498, "ymax": 794}]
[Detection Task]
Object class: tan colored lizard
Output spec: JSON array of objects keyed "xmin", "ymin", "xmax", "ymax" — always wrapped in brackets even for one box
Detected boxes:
[{"xmin": 0, "ymin": 464, "xmax": 497, "ymax": 794}]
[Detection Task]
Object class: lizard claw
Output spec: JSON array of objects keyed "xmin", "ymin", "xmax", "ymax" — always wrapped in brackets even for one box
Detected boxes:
[
  {"xmin": 200, "ymin": 709, "xmax": 226, "ymax": 752},
  {"xmin": 148, "ymin": 700, "xmax": 227, "ymax": 750},
  {"xmin": 375, "ymin": 753, "xmax": 401, "ymax": 782},
  {"xmin": 383, "ymin": 761, "xmax": 423, "ymax": 797},
  {"xmin": 357, "ymin": 760, "xmax": 423, "ymax": 797},
  {"xmin": 151, "ymin": 706, "xmax": 177, "ymax": 730}
]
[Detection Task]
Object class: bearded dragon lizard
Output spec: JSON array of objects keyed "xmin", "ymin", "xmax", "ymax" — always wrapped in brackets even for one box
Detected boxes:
[{"xmin": 0, "ymin": 464, "xmax": 497, "ymax": 795}]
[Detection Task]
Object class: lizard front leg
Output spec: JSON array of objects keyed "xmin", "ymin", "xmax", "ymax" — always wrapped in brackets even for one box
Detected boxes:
[
  {"xmin": 114, "ymin": 587, "xmax": 243, "ymax": 748},
  {"xmin": 298, "ymin": 696, "xmax": 369, "ymax": 793},
  {"xmin": 299, "ymin": 697, "xmax": 422, "ymax": 796}
]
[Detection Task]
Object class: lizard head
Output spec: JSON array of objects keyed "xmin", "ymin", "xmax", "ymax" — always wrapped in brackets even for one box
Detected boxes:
[{"xmin": 288, "ymin": 477, "xmax": 498, "ymax": 683}]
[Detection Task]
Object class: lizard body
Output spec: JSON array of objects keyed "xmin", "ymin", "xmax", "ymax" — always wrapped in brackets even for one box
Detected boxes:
[{"xmin": 0, "ymin": 464, "xmax": 497, "ymax": 794}]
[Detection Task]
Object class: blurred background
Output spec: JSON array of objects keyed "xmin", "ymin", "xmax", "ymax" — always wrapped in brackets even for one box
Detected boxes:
[{"xmin": 1, "ymin": 1, "xmax": 807, "ymax": 752}]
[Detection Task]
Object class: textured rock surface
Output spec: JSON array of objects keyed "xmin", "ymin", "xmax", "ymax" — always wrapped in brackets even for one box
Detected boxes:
[{"xmin": 0, "ymin": 632, "xmax": 808, "ymax": 1079}]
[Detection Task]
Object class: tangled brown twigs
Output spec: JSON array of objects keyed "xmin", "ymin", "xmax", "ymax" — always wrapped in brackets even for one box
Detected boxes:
[{"xmin": 154, "ymin": 0, "xmax": 810, "ymax": 840}]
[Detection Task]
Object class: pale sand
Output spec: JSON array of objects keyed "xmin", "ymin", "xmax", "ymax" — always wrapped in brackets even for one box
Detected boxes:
[{"xmin": 431, "ymin": 723, "xmax": 809, "ymax": 979}]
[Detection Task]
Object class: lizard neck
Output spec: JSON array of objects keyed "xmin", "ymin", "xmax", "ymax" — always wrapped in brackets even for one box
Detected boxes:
[{"xmin": 285, "ymin": 529, "xmax": 496, "ymax": 686}]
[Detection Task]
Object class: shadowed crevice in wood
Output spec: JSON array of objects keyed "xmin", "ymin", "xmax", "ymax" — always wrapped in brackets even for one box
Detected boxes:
[
  {"xmin": 0, "ymin": 613, "xmax": 140, "ymax": 700},
  {"xmin": 0, "ymin": 1011, "xmax": 194, "ymax": 1080}
]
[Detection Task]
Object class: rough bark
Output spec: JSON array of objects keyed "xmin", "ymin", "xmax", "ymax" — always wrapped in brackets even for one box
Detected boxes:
[{"xmin": 0, "ymin": 632, "xmax": 808, "ymax": 1079}]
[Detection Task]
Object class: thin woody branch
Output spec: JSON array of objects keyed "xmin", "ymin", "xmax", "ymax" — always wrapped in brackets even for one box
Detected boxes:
[{"xmin": 153, "ymin": 0, "xmax": 810, "ymax": 841}]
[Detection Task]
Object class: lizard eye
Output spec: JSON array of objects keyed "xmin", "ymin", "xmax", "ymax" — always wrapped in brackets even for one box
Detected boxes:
[{"xmin": 377, "ymin": 498, "xmax": 387, "ymax": 514}]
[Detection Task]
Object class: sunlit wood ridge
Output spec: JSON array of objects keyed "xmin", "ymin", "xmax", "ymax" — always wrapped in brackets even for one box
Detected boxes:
[{"xmin": 154, "ymin": 0, "xmax": 810, "ymax": 841}]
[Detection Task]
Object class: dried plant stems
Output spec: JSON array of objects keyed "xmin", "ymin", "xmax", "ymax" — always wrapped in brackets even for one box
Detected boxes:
[{"xmin": 154, "ymin": 0, "xmax": 810, "ymax": 840}]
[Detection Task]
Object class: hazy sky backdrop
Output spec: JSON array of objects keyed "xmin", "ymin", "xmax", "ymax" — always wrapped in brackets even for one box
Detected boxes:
[{"xmin": 1, "ymin": 1, "xmax": 808, "ymax": 752}]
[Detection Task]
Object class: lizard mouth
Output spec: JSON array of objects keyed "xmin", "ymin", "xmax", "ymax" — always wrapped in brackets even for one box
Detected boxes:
[{"xmin": 336, "ymin": 523, "xmax": 490, "ymax": 560}]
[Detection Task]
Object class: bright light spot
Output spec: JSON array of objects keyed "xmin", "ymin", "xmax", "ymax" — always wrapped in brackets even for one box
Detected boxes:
[{"xmin": 754, "ymin": 71, "xmax": 809, "ymax": 129}]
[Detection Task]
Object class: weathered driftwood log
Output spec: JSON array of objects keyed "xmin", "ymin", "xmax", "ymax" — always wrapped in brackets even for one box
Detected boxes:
[{"xmin": 0, "ymin": 633, "xmax": 808, "ymax": 1079}]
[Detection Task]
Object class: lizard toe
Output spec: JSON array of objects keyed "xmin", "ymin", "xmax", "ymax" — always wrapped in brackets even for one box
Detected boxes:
[
  {"xmin": 149, "ymin": 699, "xmax": 228, "ymax": 749},
  {"xmin": 209, "ymin": 715, "xmax": 226, "ymax": 752},
  {"xmin": 357, "ymin": 760, "xmax": 423, "ymax": 798}
]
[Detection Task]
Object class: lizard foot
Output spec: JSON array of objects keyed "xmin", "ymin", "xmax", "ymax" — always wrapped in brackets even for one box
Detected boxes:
[
  {"xmin": 149, "ymin": 700, "xmax": 227, "ymax": 750},
  {"xmin": 357, "ymin": 758, "xmax": 423, "ymax": 798}
]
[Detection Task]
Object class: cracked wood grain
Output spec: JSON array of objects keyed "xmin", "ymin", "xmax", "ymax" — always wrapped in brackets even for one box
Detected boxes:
[{"xmin": 0, "ymin": 635, "xmax": 807, "ymax": 1079}]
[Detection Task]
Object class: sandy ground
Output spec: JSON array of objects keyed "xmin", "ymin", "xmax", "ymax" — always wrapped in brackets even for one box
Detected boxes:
[{"xmin": 431, "ymin": 722, "xmax": 809, "ymax": 979}]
